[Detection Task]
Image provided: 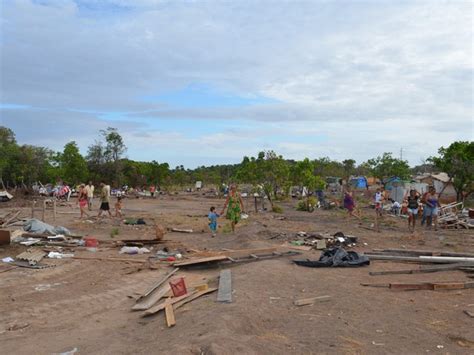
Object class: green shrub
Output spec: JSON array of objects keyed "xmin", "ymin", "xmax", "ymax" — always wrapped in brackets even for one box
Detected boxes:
[
  {"xmin": 296, "ymin": 197, "xmax": 317, "ymax": 211},
  {"xmin": 272, "ymin": 204, "xmax": 283, "ymax": 213},
  {"xmin": 110, "ymin": 227, "xmax": 119, "ymax": 238}
]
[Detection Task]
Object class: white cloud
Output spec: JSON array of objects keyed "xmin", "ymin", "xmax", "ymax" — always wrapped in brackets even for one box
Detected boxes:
[{"xmin": 0, "ymin": 0, "xmax": 472, "ymax": 167}]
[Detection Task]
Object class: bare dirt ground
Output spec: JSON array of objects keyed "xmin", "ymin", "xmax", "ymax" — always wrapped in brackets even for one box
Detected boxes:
[{"xmin": 0, "ymin": 193, "xmax": 473, "ymax": 354}]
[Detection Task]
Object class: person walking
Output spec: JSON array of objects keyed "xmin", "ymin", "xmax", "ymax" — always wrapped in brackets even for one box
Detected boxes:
[
  {"xmin": 220, "ymin": 184, "xmax": 244, "ymax": 233},
  {"xmin": 77, "ymin": 184, "xmax": 90, "ymax": 219},
  {"xmin": 424, "ymin": 186, "xmax": 440, "ymax": 231},
  {"xmin": 405, "ymin": 189, "xmax": 420, "ymax": 232},
  {"xmin": 97, "ymin": 182, "xmax": 112, "ymax": 218},
  {"xmin": 85, "ymin": 181, "xmax": 94, "ymax": 211}
]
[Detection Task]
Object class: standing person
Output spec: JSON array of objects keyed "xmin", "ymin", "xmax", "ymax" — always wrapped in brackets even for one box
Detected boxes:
[
  {"xmin": 150, "ymin": 184, "xmax": 156, "ymax": 198},
  {"xmin": 424, "ymin": 186, "xmax": 440, "ymax": 230},
  {"xmin": 115, "ymin": 196, "xmax": 123, "ymax": 218},
  {"xmin": 405, "ymin": 189, "xmax": 420, "ymax": 232},
  {"xmin": 374, "ymin": 188, "xmax": 384, "ymax": 217},
  {"xmin": 220, "ymin": 184, "xmax": 244, "ymax": 233},
  {"xmin": 97, "ymin": 182, "xmax": 112, "ymax": 218},
  {"xmin": 208, "ymin": 206, "xmax": 219, "ymax": 237},
  {"xmin": 77, "ymin": 184, "xmax": 90, "ymax": 219},
  {"xmin": 420, "ymin": 189, "xmax": 430, "ymax": 226},
  {"xmin": 85, "ymin": 181, "xmax": 94, "ymax": 211},
  {"xmin": 343, "ymin": 189, "xmax": 360, "ymax": 219}
]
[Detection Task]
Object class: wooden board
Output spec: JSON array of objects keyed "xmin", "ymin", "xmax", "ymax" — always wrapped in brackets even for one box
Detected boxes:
[
  {"xmin": 433, "ymin": 282, "xmax": 466, "ymax": 290},
  {"xmin": 174, "ymin": 288, "xmax": 217, "ymax": 310},
  {"xmin": 137, "ymin": 268, "xmax": 179, "ymax": 301},
  {"xmin": 173, "ymin": 256, "xmax": 228, "ymax": 267},
  {"xmin": 464, "ymin": 310, "xmax": 474, "ymax": 318},
  {"xmin": 132, "ymin": 284, "xmax": 172, "ymax": 311},
  {"xmin": 217, "ymin": 269, "xmax": 232, "ymax": 303},
  {"xmin": 143, "ymin": 292, "xmax": 197, "ymax": 316},
  {"xmin": 165, "ymin": 304, "xmax": 176, "ymax": 327},
  {"xmin": 294, "ymin": 295, "xmax": 331, "ymax": 306}
]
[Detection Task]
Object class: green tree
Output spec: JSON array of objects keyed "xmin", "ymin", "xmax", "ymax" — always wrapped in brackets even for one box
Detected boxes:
[
  {"xmin": 366, "ymin": 152, "xmax": 410, "ymax": 181},
  {"xmin": 291, "ymin": 158, "xmax": 325, "ymax": 209},
  {"xmin": 342, "ymin": 159, "xmax": 356, "ymax": 177},
  {"xmin": 430, "ymin": 141, "xmax": 474, "ymax": 201},
  {"xmin": 59, "ymin": 142, "xmax": 88, "ymax": 184}
]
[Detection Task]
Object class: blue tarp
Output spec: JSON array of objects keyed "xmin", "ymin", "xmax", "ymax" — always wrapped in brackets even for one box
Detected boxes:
[{"xmin": 349, "ymin": 176, "xmax": 368, "ymax": 189}]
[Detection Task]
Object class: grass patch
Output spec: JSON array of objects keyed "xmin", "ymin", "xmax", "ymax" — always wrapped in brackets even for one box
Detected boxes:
[
  {"xmin": 272, "ymin": 204, "xmax": 284, "ymax": 213},
  {"xmin": 110, "ymin": 227, "xmax": 119, "ymax": 238}
]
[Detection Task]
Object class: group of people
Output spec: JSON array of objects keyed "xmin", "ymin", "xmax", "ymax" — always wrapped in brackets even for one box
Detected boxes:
[
  {"xmin": 77, "ymin": 181, "xmax": 123, "ymax": 219},
  {"xmin": 343, "ymin": 185, "xmax": 441, "ymax": 232}
]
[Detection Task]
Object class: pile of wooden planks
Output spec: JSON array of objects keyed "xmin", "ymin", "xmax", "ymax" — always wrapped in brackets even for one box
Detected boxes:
[
  {"xmin": 364, "ymin": 249, "xmax": 474, "ymax": 265},
  {"xmin": 131, "ymin": 268, "xmax": 218, "ymax": 328},
  {"xmin": 0, "ymin": 210, "xmax": 23, "ymax": 227}
]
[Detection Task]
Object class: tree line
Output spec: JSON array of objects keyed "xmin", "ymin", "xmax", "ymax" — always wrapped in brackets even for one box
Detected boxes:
[{"xmin": 0, "ymin": 126, "xmax": 472, "ymax": 201}]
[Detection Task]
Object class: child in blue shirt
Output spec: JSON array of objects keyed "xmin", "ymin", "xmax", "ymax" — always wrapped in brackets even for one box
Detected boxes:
[{"xmin": 208, "ymin": 206, "xmax": 219, "ymax": 237}]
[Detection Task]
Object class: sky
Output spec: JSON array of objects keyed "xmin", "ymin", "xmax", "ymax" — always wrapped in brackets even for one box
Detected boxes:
[{"xmin": 0, "ymin": 0, "xmax": 472, "ymax": 168}]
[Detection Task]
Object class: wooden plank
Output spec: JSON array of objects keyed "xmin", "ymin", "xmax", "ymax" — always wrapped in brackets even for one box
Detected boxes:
[
  {"xmin": 143, "ymin": 292, "xmax": 197, "ymax": 316},
  {"xmin": 366, "ymin": 255, "xmax": 474, "ymax": 264},
  {"xmin": 225, "ymin": 247, "xmax": 277, "ymax": 259},
  {"xmin": 433, "ymin": 282, "xmax": 466, "ymax": 290},
  {"xmin": 173, "ymin": 256, "xmax": 228, "ymax": 267},
  {"xmin": 74, "ymin": 256, "xmax": 148, "ymax": 264},
  {"xmin": 389, "ymin": 283, "xmax": 434, "ymax": 290},
  {"xmin": 132, "ymin": 284, "xmax": 171, "ymax": 311},
  {"xmin": 464, "ymin": 310, "xmax": 474, "ymax": 318},
  {"xmin": 294, "ymin": 295, "xmax": 331, "ymax": 306},
  {"xmin": 1, "ymin": 210, "xmax": 21, "ymax": 227},
  {"xmin": 174, "ymin": 287, "xmax": 217, "ymax": 310},
  {"xmin": 217, "ymin": 269, "xmax": 232, "ymax": 303},
  {"xmin": 370, "ymin": 263, "xmax": 470, "ymax": 276},
  {"xmin": 374, "ymin": 248, "xmax": 474, "ymax": 258},
  {"xmin": 164, "ymin": 304, "xmax": 176, "ymax": 327},
  {"xmin": 137, "ymin": 268, "xmax": 179, "ymax": 301}
]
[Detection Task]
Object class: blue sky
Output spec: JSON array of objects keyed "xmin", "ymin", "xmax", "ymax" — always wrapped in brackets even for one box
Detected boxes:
[{"xmin": 0, "ymin": 0, "xmax": 472, "ymax": 168}]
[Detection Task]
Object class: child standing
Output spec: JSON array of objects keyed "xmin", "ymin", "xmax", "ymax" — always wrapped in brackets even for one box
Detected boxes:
[
  {"xmin": 208, "ymin": 206, "xmax": 219, "ymax": 237},
  {"xmin": 115, "ymin": 196, "xmax": 123, "ymax": 218}
]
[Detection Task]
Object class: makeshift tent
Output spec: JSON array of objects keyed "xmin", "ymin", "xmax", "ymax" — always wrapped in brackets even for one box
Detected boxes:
[
  {"xmin": 349, "ymin": 176, "xmax": 368, "ymax": 189},
  {"xmin": 383, "ymin": 177, "xmax": 402, "ymax": 191}
]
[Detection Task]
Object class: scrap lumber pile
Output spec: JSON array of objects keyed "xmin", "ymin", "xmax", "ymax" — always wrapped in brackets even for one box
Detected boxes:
[
  {"xmin": 364, "ymin": 248, "xmax": 474, "ymax": 290},
  {"xmin": 131, "ymin": 268, "xmax": 219, "ymax": 328},
  {"xmin": 364, "ymin": 248, "xmax": 474, "ymax": 265},
  {"xmin": 273, "ymin": 231, "xmax": 359, "ymax": 250},
  {"xmin": 0, "ymin": 210, "xmax": 23, "ymax": 227},
  {"xmin": 438, "ymin": 202, "xmax": 474, "ymax": 229}
]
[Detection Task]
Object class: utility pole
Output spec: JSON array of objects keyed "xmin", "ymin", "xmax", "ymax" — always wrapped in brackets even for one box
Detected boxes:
[{"xmin": 400, "ymin": 147, "xmax": 403, "ymax": 160}]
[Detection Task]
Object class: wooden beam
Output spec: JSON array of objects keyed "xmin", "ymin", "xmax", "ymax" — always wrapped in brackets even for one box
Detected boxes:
[
  {"xmin": 164, "ymin": 304, "xmax": 176, "ymax": 327},
  {"xmin": 174, "ymin": 288, "xmax": 217, "ymax": 310},
  {"xmin": 294, "ymin": 295, "xmax": 330, "ymax": 306},
  {"xmin": 143, "ymin": 292, "xmax": 197, "ymax": 316},
  {"xmin": 132, "ymin": 284, "xmax": 172, "ymax": 311},
  {"xmin": 137, "ymin": 268, "xmax": 179, "ymax": 301},
  {"xmin": 173, "ymin": 256, "xmax": 228, "ymax": 267}
]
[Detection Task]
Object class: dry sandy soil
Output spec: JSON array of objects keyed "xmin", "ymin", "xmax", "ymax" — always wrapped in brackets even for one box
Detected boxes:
[{"xmin": 0, "ymin": 193, "xmax": 473, "ymax": 354}]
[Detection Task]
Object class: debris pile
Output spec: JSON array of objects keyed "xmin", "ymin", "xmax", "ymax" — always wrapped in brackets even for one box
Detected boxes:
[
  {"xmin": 438, "ymin": 202, "xmax": 474, "ymax": 229},
  {"xmin": 275, "ymin": 231, "xmax": 359, "ymax": 250}
]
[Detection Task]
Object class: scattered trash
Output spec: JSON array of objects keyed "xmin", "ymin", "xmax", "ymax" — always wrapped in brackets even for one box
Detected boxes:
[
  {"xmin": 19, "ymin": 238, "xmax": 41, "ymax": 246},
  {"xmin": 241, "ymin": 213, "xmax": 249, "ymax": 219},
  {"xmin": 47, "ymin": 251, "xmax": 74, "ymax": 259},
  {"xmin": 293, "ymin": 247, "xmax": 370, "ymax": 268},
  {"xmin": 2, "ymin": 257, "xmax": 14, "ymax": 263},
  {"xmin": 119, "ymin": 246, "xmax": 150, "ymax": 255},
  {"xmin": 23, "ymin": 218, "xmax": 71, "ymax": 236},
  {"xmin": 169, "ymin": 277, "xmax": 187, "ymax": 297},
  {"xmin": 6, "ymin": 322, "xmax": 29, "ymax": 331}
]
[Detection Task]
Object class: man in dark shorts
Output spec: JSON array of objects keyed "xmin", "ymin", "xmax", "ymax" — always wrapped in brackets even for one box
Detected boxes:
[{"xmin": 97, "ymin": 182, "xmax": 112, "ymax": 218}]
